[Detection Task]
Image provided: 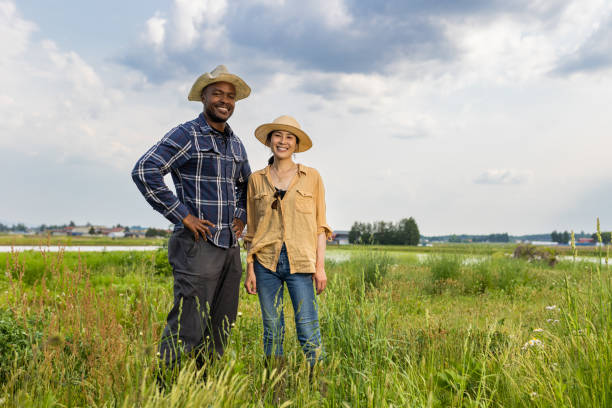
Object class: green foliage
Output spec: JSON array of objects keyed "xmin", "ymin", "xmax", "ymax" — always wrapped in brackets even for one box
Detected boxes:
[
  {"xmin": 426, "ymin": 254, "xmax": 463, "ymax": 293},
  {"xmin": 513, "ymin": 244, "xmax": 557, "ymax": 266},
  {"xmin": 591, "ymin": 231, "xmax": 612, "ymax": 244},
  {"xmin": 1, "ymin": 224, "xmax": 611, "ymax": 407},
  {"xmin": 346, "ymin": 248, "xmax": 392, "ymax": 288},
  {"xmin": 146, "ymin": 228, "xmax": 170, "ymax": 238},
  {"xmin": 349, "ymin": 217, "xmax": 420, "ymax": 245},
  {"xmin": 154, "ymin": 248, "xmax": 173, "ymax": 276},
  {"xmin": 551, "ymin": 230, "xmax": 570, "ymax": 244},
  {"xmin": 426, "ymin": 255, "xmax": 544, "ymax": 295},
  {"xmin": 0, "ymin": 309, "xmax": 37, "ymax": 384}
]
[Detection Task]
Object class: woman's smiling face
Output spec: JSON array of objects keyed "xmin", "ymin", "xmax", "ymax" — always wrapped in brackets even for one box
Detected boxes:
[{"xmin": 269, "ymin": 130, "xmax": 298, "ymax": 159}]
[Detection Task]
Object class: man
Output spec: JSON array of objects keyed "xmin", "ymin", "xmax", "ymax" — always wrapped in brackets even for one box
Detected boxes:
[{"xmin": 132, "ymin": 65, "xmax": 251, "ymax": 369}]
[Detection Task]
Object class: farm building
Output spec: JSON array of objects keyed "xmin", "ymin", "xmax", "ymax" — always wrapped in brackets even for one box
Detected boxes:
[{"xmin": 331, "ymin": 230, "xmax": 350, "ymax": 245}]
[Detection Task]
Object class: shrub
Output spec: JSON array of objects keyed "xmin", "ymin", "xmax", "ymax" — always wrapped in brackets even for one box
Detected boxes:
[
  {"xmin": 425, "ymin": 255, "xmax": 463, "ymax": 294},
  {"xmin": 0, "ymin": 309, "xmax": 35, "ymax": 383},
  {"xmin": 348, "ymin": 248, "xmax": 392, "ymax": 288},
  {"xmin": 154, "ymin": 248, "xmax": 173, "ymax": 276},
  {"xmin": 513, "ymin": 244, "xmax": 557, "ymax": 266}
]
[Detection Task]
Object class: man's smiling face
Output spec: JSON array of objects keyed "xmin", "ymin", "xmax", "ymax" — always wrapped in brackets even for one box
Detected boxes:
[{"xmin": 202, "ymin": 81, "xmax": 236, "ymax": 124}]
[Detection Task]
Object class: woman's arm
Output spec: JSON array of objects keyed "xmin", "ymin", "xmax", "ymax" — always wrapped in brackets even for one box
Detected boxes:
[
  {"xmin": 312, "ymin": 232, "xmax": 327, "ymax": 295},
  {"xmin": 244, "ymin": 241, "xmax": 257, "ymax": 294}
]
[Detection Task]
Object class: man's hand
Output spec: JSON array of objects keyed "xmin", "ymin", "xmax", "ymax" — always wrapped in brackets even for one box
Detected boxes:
[
  {"xmin": 232, "ymin": 218, "xmax": 245, "ymax": 239},
  {"xmin": 244, "ymin": 263, "xmax": 257, "ymax": 294},
  {"xmin": 182, "ymin": 214, "xmax": 215, "ymax": 241},
  {"xmin": 312, "ymin": 265, "xmax": 327, "ymax": 295}
]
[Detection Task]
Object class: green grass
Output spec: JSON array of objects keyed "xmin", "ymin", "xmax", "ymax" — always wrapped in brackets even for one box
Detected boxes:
[
  {"xmin": 0, "ymin": 241, "xmax": 610, "ymax": 407},
  {"xmin": 0, "ymin": 234, "xmax": 166, "ymax": 247}
]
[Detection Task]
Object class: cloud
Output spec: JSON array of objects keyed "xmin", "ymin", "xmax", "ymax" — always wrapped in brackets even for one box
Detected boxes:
[
  {"xmin": 474, "ymin": 169, "xmax": 533, "ymax": 185},
  {"xmin": 144, "ymin": 12, "xmax": 166, "ymax": 49},
  {"xmin": 555, "ymin": 13, "xmax": 612, "ymax": 74}
]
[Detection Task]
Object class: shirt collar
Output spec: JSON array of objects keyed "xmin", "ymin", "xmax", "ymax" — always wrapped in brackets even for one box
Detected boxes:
[
  {"xmin": 259, "ymin": 163, "xmax": 307, "ymax": 176},
  {"xmin": 196, "ymin": 112, "xmax": 234, "ymax": 138}
]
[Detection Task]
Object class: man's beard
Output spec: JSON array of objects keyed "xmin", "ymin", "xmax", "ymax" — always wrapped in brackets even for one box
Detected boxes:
[{"xmin": 205, "ymin": 104, "xmax": 233, "ymax": 123}]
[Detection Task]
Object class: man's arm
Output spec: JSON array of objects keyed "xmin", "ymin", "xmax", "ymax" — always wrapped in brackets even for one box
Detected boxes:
[
  {"xmin": 232, "ymin": 151, "xmax": 251, "ymax": 237},
  {"xmin": 131, "ymin": 126, "xmax": 192, "ymax": 225}
]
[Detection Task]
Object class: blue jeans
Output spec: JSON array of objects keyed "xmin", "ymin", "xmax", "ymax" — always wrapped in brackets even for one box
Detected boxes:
[{"xmin": 254, "ymin": 244, "xmax": 323, "ymax": 366}]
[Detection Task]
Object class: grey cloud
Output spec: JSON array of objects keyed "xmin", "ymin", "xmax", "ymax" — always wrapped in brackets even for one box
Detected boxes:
[
  {"xmin": 554, "ymin": 18, "xmax": 612, "ymax": 75},
  {"xmin": 117, "ymin": 0, "xmax": 573, "ymax": 86}
]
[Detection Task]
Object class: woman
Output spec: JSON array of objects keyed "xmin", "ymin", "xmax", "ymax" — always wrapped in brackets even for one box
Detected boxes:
[{"xmin": 244, "ymin": 115, "xmax": 332, "ymax": 370}]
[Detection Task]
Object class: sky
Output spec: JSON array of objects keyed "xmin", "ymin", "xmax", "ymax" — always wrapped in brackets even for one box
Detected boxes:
[{"xmin": 1, "ymin": 0, "xmax": 611, "ymax": 235}]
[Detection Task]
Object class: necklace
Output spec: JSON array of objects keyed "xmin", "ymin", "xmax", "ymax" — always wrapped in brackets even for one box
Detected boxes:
[{"xmin": 271, "ymin": 164, "xmax": 297, "ymax": 190}]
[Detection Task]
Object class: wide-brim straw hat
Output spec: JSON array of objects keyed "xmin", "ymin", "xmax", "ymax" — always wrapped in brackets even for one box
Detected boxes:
[
  {"xmin": 254, "ymin": 115, "xmax": 312, "ymax": 153},
  {"xmin": 188, "ymin": 65, "xmax": 251, "ymax": 102}
]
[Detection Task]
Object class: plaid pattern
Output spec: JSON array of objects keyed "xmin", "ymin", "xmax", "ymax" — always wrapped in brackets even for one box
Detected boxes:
[{"xmin": 132, "ymin": 113, "xmax": 251, "ymax": 248}]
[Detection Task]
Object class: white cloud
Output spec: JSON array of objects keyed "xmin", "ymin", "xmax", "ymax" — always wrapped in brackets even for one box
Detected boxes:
[
  {"xmin": 474, "ymin": 169, "xmax": 533, "ymax": 185},
  {"xmin": 4, "ymin": 0, "xmax": 612, "ymax": 234},
  {"xmin": 313, "ymin": 0, "xmax": 352, "ymax": 29},
  {"xmin": 145, "ymin": 13, "xmax": 167, "ymax": 49},
  {"xmin": 169, "ymin": 0, "xmax": 228, "ymax": 50},
  {"xmin": 0, "ymin": 1, "xmax": 36, "ymax": 58}
]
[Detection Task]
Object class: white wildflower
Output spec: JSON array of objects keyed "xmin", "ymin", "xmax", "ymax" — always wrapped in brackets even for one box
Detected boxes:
[
  {"xmin": 530, "ymin": 391, "xmax": 538, "ymax": 399},
  {"xmin": 139, "ymin": 331, "xmax": 144, "ymax": 336},
  {"xmin": 237, "ymin": 312, "xmax": 243, "ymax": 317},
  {"xmin": 522, "ymin": 338, "xmax": 543, "ymax": 350},
  {"xmin": 156, "ymin": 352, "xmax": 161, "ymax": 357},
  {"xmin": 545, "ymin": 305, "xmax": 558, "ymax": 311},
  {"xmin": 177, "ymin": 339, "xmax": 182, "ymax": 344},
  {"xmin": 533, "ymin": 328, "xmax": 544, "ymax": 333}
]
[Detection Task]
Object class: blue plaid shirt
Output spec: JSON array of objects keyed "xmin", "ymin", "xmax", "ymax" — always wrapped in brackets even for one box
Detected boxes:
[{"xmin": 132, "ymin": 113, "xmax": 251, "ymax": 248}]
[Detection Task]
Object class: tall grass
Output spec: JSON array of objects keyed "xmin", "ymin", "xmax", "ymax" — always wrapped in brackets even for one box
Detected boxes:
[{"xmin": 0, "ymin": 233, "xmax": 610, "ymax": 406}]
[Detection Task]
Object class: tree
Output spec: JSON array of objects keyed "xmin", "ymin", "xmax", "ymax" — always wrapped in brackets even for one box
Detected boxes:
[
  {"xmin": 398, "ymin": 217, "xmax": 420, "ymax": 246},
  {"xmin": 591, "ymin": 231, "xmax": 612, "ymax": 244},
  {"xmin": 69, "ymin": 221, "xmax": 75, "ymax": 227},
  {"xmin": 89, "ymin": 226, "xmax": 96, "ymax": 235}
]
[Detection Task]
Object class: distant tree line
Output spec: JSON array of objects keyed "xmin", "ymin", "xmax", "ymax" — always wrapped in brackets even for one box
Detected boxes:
[
  {"xmin": 551, "ymin": 230, "xmax": 570, "ymax": 244},
  {"xmin": 0, "ymin": 223, "xmax": 27, "ymax": 232},
  {"xmin": 591, "ymin": 232, "xmax": 612, "ymax": 244},
  {"xmin": 471, "ymin": 233, "xmax": 509, "ymax": 243},
  {"xmin": 146, "ymin": 228, "xmax": 170, "ymax": 238},
  {"xmin": 349, "ymin": 217, "xmax": 420, "ymax": 245}
]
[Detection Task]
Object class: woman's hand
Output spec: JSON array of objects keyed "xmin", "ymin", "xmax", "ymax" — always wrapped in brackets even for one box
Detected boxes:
[
  {"xmin": 312, "ymin": 265, "xmax": 327, "ymax": 295},
  {"xmin": 244, "ymin": 263, "xmax": 257, "ymax": 294}
]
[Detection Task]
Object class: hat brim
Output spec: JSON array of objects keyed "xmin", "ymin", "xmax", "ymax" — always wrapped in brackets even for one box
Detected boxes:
[
  {"xmin": 254, "ymin": 123, "xmax": 312, "ymax": 153},
  {"xmin": 188, "ymin": 73, "xmax": 251, "ymax": 102}
]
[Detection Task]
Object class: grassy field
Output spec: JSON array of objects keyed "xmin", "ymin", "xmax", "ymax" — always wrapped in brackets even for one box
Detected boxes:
[
  {"xmin": 0, "ymin": 234, "xmax": 166, "ymax": 247},
  {"xmin": 0, "ymin": 242, "xmax": 610, "ymax": 407}
]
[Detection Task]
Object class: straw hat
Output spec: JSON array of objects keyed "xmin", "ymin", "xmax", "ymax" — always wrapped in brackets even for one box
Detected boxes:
[
  {"xmin": 254, "ymin": 115, "xmax": 313, "ymax": 153},
  {"xmin": 188, "ymin": 65, "xmax": 251, "ymax": 102}
]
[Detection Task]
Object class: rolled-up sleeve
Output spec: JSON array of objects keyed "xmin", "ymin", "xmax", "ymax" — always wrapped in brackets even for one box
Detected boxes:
[
  {"xmin": 131, "ymin": 127, "xmax": 192, "ymax": 225},
  {"xmin": 315, "ymin": 172, "xmax": 333, "ymax": 240}
]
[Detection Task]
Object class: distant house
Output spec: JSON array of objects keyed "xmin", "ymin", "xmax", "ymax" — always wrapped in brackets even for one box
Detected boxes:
[
  {"xmin": 69, "ymin": 226, "xmax": 91, "ymax": 236},
  {"xmin": 108, "ymin": 227, "xmax": 126, "ymax": 239},
  {"xmin": 577, "ymin": 237, "xmax": 595, "ymax": 246},
  {"xmin": 331, "ymin": 230, "xmax": 350, "ymax": 245},
  {"xmin": 126, "ymin": 226, "xmax": 148, "ymax": 238}
]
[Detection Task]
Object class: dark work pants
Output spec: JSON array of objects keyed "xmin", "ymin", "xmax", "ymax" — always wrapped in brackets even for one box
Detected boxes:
[{"xmin": 159, "ymin": 229, "xmax": 242, "ymax": 368}]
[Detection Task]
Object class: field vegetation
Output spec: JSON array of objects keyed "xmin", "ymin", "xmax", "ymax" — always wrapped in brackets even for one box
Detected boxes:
[
  {"xmin": 0, "ymin": 234, "xmax": 166, "ymax": 247},
  {"xmin": 0, "ymin": 232, "xmax": 610, "ymax": 406}
]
